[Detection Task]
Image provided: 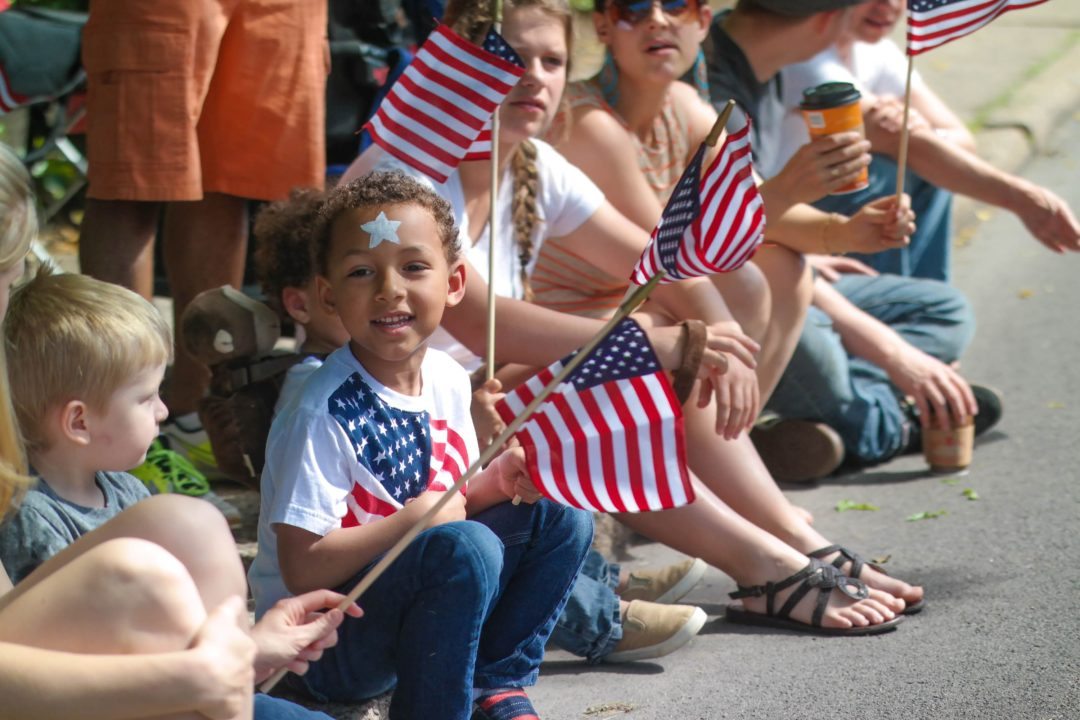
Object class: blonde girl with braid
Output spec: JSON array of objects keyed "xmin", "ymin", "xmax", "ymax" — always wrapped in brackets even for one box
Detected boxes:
[{"xmin": 348, "ymin": 1, "xmax": 915, "ymax": 636}]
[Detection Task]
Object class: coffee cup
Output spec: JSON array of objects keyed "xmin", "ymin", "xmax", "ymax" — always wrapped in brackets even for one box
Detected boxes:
[
  {"xmin": 799, "ymin": 81, "xmax": 870, "ymax": 195},
  {"xmin": 922, "ymin": 416, "xmax": 974, "ymax": 475}
]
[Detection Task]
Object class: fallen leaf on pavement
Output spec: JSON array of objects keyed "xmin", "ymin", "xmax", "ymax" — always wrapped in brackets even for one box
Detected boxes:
[
  {"xmin": 584, "ymin": 702, "xmax": 636, "ymax": 717},
  {"xmin": 836, "ymin": 499, "xmax": 880, "ymax": 512},
  {"xmin": 906, "ymin": 509, "xmax": 948, "ymax": 522},
  {"xmin": 962, "ymin": 488, "xmax": 979, "ymax": 501},
  {"xmin": 1018, "ymin": 289, "xmax": 1034, "ymax": 299}
]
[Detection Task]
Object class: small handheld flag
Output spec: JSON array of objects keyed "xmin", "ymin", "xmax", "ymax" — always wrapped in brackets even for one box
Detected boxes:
[
  {"xmin": 631, "ymin": 117, "xmax": 765, "ymax": 285},
  {"xmin": 495, "ymin": 318, "xmax": 693, "ymax": 513},
  {"xmin": 364, "ymin": 24, "xmax": 524, "ymax": 182},
  {"xmin": 907, "ymin": 0, "xmax": 1049, "ymax": 56}
]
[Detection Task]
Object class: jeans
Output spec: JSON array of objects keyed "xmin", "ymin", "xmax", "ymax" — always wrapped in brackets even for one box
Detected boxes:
[
  {"xmin": 815, "ymin": 154, "xmax": 954, "ymax": 282},
  {"xmin": 549, "ymin": 548, "xmax": 622, "ymax": 664},
  {"xmin": 767, "ymin": 274, "xmax": 975, "ymax": 464},
  {"xmin": 294, "ymin": 500, "xmax": 592, "ymax": 720},
  {"xmin": 254, "ymin": 694, "xmax": 334, "ymax": 720}
]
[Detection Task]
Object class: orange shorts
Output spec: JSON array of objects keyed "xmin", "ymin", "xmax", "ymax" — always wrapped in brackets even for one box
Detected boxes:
[{"xmin": 83, "ymin": 0, "xmax": 328, "ymax": 202}]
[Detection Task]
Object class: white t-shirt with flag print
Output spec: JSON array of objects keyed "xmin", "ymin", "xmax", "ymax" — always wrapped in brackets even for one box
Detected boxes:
[{"xmin": 249, "ymin": 345, "xmax": 479, "ymax": 617}]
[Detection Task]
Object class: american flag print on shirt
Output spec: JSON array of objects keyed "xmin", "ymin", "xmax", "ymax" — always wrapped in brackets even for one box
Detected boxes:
[
  {"xmin": 907, "ymin": 0, "xmax": 1048, "ymax": 55},
  {"xmin": 631, "ymin": 117, "xmax": 765, "ymax": 285},
  {"xmin": 364, "ymin": 24, "xmax": 524, "ymax": 182},
  {"xmin": 495, "ymin": 318, "xmax": 693, "ymax": 514},
  {"xmin": 327, "ymin": 372, "xmax": 471, "ymax": 528}
]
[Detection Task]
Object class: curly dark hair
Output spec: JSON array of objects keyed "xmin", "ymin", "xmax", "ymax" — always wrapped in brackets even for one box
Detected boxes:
[
  {"xmin": 252, "ymin": 187, "xmax": 325, "ymax": 315},
  {"xmin": 316, "ymin": 171, "xmax": 461, "ymax": 275}
]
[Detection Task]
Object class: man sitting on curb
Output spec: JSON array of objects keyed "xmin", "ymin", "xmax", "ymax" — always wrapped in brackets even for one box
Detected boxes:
[{"xmin": 701, "ymin": 0, "xmax": 1001, "ymax": 477}]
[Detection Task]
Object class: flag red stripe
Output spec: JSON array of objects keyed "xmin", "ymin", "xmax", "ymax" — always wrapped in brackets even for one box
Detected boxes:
[
  {"xmin": 551, "ymin": 391, "xmax": 606, "ymax": 512},
  {"xmin": 381, "ymin": 90, "xmax": 472, "ymax": 153},
  {"xmin": 394, "ymin": 72, "xmax": 487, "ymax": 139},
  {"xmin": 528, "ymin": 406, "xmax": 584, "ymax": 509},
  {"xmin": 434, "ymin": 22, "xmax": 529, "ymax": 81},
  {"xmin": 605, "ymin": 380, "xmax": 649, "ymax": 512},
  {"xmin": 424, "ymin": 37, "xmax": 515, "ymax": 107},
  {"xmin": 577, "ymin": 386, "xmax": 620, "ymax": 512},
  {"xmin": 366, "ymin": 118, "xmax": 452, "ymax": 182},
  {"xmin": 631, "ymin": 376, "xmax": 673, "ymax": 509}
]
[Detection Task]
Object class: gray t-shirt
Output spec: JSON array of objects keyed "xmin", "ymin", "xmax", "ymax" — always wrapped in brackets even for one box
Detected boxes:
[
  {"xmin": 703, "ymin": 10, "xmax": 788, "ymax": 179},
  {"xmin": 0, "ymin": 471, "xmax": 150, "ymax": 585}
]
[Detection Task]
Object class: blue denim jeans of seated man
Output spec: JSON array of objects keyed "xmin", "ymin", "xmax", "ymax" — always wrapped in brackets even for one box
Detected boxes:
[
  {"xmin": 254, "ymin": 693, "xmax": 334, "ymax": 720},
  {"xmin": 815, "ymin": 154, "xmax": 954, "ymax": 282},
  {"xmin": 549, "ymin": 548, "xmax": 622, "ymax": 664},
  {"xmin": 766, "ymin": 273, "xmax": 975, "ymax": 464},
  {"xmin": 292, "ymin": 499, "xmax": 592, "ymax": 720}
]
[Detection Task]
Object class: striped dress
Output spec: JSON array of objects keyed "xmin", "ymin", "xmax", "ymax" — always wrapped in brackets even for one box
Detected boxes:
[{"xmin": 533, "ymin": 81, "xmax": 692, "ymax": 318}]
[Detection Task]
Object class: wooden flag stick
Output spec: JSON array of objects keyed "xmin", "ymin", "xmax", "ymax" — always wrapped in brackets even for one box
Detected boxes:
[
  {"xmin": 894, "ymin": 55, "xmax": 915, "ymax": 201},
  {"xmin": 706, "ymin": 99, "xmax": 736, "ymax": 147},
  {"xmin": 485, "ymin": 0, "xmax": 504, "ymax": 382},
  {"xmin": 260, "ymin": 272, "xmax": 665, "ymax": 693}
]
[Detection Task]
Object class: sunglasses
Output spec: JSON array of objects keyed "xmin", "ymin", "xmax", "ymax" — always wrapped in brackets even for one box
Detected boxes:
[{"xmin": 605, "ymin": 0, "xmax": 699, "ymax": 26}]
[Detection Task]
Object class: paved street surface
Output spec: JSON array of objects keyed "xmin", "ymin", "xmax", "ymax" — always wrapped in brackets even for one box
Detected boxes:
[{"xmin": 528, "ymin": 106, "xmax": 1080, "ymax": 720}]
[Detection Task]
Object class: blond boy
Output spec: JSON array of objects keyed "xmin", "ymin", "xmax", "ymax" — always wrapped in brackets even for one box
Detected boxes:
[{"xmin": 0, "ymin": 270, "xmax": 170, "ymax": 581}]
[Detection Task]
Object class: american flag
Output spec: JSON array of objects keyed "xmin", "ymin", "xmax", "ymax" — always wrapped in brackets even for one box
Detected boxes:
[
  {"xmin": 631, "ymin": 118, "xmax": 764, "ymax": 285},
  {"xmin": 364, "ymin": 24, "xmax": 524, "ymax": 182},
  {"xmin": 463, "ymin": 120, "xmax": 494, "ymax": 161},
  {"xmin": 327, "ymin": 372, "xmax": 471, "ymax": 527},
  {"xmin": 495, "ymin": 318, "xmax": 693, "ymax": 513},
  {"xmin": 907, "ymin": 0, "xmax": 1048, "ymax": 55}
]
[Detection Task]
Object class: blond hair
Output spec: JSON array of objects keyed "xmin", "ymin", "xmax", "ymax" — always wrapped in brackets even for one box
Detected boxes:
[
  {"xmin": 507, "ymin": 0, "xmax": 573, "ymax": 302},
  {"xmin": 4, "ymin": 268, "xmax": 172, "ymax": 454},
  {"xmin": 446, "ymin": 0, "xmax": 573, "ymax": 302},
  {"xmin": 0, "ymin": 144, "xmax": 36, "ymax": 517}
]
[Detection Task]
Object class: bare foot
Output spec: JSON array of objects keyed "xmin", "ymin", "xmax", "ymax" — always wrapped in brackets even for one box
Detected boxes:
[
  {"xmin": 737, "ymin": 560, "xmax": 900, "ymax": 631},
  {"xmin": 793, "ymin": 505, "xmax": 814, "ymax": 525},
  {"xmin": 815, "ymin": 547, "xmax": 923, "ymax": 612}
]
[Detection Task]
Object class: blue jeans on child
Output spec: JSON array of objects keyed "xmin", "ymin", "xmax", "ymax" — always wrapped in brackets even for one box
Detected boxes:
[
  {"xmin": 766, "ymin": 273, "xmax": 975, "ymax": 464},
  {"xmin": 293, "ymin": 499, "xmax": 592, "ymax": 719},
  {"xmin": 254, "ymin": 694, "xmax": 333, "ymax": 719},
  {"xmin": 549, "ymin": 548, "xmax": 622, "ymax": 664},
  {"xmin": 815, "ymin": 154, "xmax": 954, "ymax": 282}
]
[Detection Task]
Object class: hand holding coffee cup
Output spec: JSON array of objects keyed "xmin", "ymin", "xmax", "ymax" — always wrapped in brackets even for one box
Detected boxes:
[
  {"xmin": 800, "ymin": 82, "xmax": 871, "ymax": 195},
  {"xmin": 777, "ymin": 132, "xmax": 872, "ymax": 204}
]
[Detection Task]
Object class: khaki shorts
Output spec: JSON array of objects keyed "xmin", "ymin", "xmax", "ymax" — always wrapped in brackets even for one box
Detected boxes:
[{"xmin": 83, "ymin": 0, "xmax": 328, "ymax": 202}]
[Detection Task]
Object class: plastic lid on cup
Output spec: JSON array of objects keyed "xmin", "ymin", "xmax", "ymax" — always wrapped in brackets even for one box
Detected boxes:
[{"xmin": 800, "ymin": 82, "xmax": 862, "ymax": 111}]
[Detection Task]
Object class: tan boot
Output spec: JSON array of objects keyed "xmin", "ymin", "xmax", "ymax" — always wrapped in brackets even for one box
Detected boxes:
[{"xmin": 619, "ymin": 557, "xmax": 707, "ymax": 603}]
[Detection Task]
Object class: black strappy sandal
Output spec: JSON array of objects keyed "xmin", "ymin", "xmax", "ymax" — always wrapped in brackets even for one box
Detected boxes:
[
  {"xmin": 725, "ymin": 559, "xmax": 905, "ymax": 636},
  {"xmin": 809, "ymin": 545, "xmax": 925, "ymax": 615}
]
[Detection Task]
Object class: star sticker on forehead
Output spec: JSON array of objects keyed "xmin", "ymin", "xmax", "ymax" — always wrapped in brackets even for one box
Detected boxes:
[{"xmin": 361, "ymin": 211, "xmax": 402, "ymax": 249}]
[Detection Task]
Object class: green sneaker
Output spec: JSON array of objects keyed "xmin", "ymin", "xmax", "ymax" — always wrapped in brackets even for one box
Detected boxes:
[
  {"xmin": 132, "ymin": 439, "xmax": 243, "ymax": 527},
  {"xmin": 161, "ymin": 419, "xmax": 226, "ymax": 480}
]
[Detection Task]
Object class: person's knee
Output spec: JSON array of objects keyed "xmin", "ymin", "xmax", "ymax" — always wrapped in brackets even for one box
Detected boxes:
[
  {"xmin": 544, "ymin": 504, "xmax": 594, "ymax": 555},
  {"xmin": 715, "ymin": 262, "xmax": 770, "ymax": 339},
  {"xmin": 122, "ymin": 495, "xmax": 246, "ymax": 594},
  {"xmin": 134, "ymin": 494, "xmax": 236, "ymax": 549},
  {"xmin": 420, "ymin": 522, "xmax": 503, "ymax": 593},
  {"xmin": 85, "ymin": 538, "xmax": 206, "ymax": 651}
]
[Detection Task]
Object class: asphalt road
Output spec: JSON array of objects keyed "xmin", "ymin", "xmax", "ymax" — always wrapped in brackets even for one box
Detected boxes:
[{"xmin": 528, "ymin": 113, "xmax": 1080, "ymax": 720}]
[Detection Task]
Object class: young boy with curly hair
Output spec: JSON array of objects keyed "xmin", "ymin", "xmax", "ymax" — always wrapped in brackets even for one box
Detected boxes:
[{"xmin": 249, "ymin": 171, "xmax": 593, "ymax": 719}]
